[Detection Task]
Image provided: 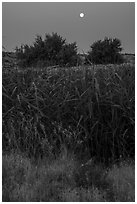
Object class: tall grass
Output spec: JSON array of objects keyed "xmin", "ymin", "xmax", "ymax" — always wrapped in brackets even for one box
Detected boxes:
[
  {"xmin": 2, "ymin": 63, "xmax": 135, "ymax": 201},
  {"xmin": 2, "ymin": 64, "xmax": 135, "ymax": 163}
]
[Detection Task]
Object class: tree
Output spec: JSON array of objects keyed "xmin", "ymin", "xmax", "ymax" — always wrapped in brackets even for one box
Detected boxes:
[
  {"xmin": 16, "ymin": 32, "xmax": 78, "ymax": 67},
  {"xmin": 45, "ymin": 32, "xmax": 66, "ymax": 62},
  {"xmin": 57, "ymin": 42, "xmax": 78, "ymax": 66},
  {"xmin": 87, "ymin": 37, "xmax": 124, "ymax": 64}
]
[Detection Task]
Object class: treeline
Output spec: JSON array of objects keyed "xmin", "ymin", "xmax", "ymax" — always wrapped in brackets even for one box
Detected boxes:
[{"xmin": 16, "ymin": 32, "xmax": 124, "ymax": 67}]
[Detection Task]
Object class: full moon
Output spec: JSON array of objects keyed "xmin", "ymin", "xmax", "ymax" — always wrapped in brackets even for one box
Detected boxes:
[{"xmin": 80, "ymin": 13, "xmax": 84, "ymax": 18}]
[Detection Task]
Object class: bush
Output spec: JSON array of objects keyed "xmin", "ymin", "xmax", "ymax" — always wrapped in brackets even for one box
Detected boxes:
[
  {"xmin": 87, "ymin": 37, "xmax": 124, "ymax": 64},
  {"xmin": 16, "ymin": 33, "xmax": 78, "ymax": 67},
  {"xmin": 57, "ymin": 42, "xmax": 78, "ymax": 66}
]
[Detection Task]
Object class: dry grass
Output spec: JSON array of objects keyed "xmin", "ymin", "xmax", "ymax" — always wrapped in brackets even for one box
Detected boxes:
[
  {"xmin": 106, "ymin": 160, "xmax": 135, "ymax": 201},
  {"xmin": 2, "ymin": 64, "xmax": 135, "ymax": 163},
  {"xmin": 2, "ymin": 63, "xmax": 135, "ymax": 201},
  {"xmin": 2, "ymin": 151, "xmax": 135, "ymax": 202}
]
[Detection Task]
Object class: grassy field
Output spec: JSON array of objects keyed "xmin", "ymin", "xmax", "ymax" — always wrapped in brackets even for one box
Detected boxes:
[
  {"xmin": 2, "ymin": 150, "xmax": 135, "ymax": 201},
  {"xmin": 2, "ymin": 63, "xmax": 135, "ymax": 201}
]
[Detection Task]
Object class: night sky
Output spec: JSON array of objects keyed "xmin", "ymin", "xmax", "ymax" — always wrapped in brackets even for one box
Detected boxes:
[{"xmin": 2, "ymin": 2, "xmax": 135, "ymax": 53}]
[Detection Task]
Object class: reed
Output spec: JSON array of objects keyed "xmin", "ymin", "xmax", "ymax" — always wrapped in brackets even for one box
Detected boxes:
[{"xmin": 2, "ymin": 63, "xmax": 135, "ymax": 163}]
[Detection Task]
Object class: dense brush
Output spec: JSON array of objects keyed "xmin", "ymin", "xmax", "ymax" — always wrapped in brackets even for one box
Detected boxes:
[{"xmin": 2, "ymin": 64, "xmax": 135, "ymax": 162}]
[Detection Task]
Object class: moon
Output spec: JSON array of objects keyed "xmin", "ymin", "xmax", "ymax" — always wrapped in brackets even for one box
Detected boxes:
[{"xmin": 80, "ymin": 13, "xmax": 85, "ymax": 18}]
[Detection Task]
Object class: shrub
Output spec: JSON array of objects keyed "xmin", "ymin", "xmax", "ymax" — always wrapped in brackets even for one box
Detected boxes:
[
  {"xmin": 16, "ymin": 33, "xmax": 78, "ymax": 67},
  {"xmin": 87, "ymin": 37, "xmax": 124, "ymax": 64},
  {"xmin": 57, "ymin": 42, "xmax": 78, "ymax": 66}
]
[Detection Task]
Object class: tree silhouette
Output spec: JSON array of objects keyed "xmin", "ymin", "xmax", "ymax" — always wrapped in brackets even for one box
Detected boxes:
[
  {"xmin": 16, "ymin": 33, "xmax": 78, "ymax": 67},
  {"xmin": 87, "ymin": 37, "xmax": 124, "ymax": 64}
]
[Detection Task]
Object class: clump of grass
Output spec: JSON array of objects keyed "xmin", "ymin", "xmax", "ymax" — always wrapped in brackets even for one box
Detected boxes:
[
  {"xmin": 75, "ymin": 161, "xmax": 108, "ymax": 189},
  {"xmin": 2, "ymin": 151, "xmax": 32, "ymax": 201},
  {"xmin": 3, "ymin": 151, "xmax": 134, "ymax": 202},
  {"xmin": 2, "ymin": 149, "xmax": 77, "ymax": 202},
  {"xmin": 106, "ymin": 160, "xmax": 135, "ymax": 201},
  {"xmin": 61, "ymin": 186, "xmax": 107, "ymax": 202}
]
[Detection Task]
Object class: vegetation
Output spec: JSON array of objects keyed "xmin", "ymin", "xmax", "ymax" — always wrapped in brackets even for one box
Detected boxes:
[
  {"xmin": 3, "ymin": 151, "xmax": 134, "ymax": 201},
  {"xmin": 16, "ymin": 35, "xmax": 125, "ymax": 67},
  {"xmin": 16, "ymin": 33, "xmax": 78, "ymax": 67},
  {"xmin": 2, "ymin": 34, "xmax": 135, "ymax": 201},
  {"xmin": 3, "ymin": 64, "xmax": 134, "ymax": 162},
  {"xmin": 87, "ymin": 37, "xmax": 124, "ymax": 64}
]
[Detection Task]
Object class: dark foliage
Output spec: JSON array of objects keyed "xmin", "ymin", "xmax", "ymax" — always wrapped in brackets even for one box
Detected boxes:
[
  {"xmin": 87, "ymin": 37, "xmax": 124, "ymax": 64},
  {"xmin": 2, "ymin": 64, "xmax": 135, "ymax": 163},
  {"xmin": 57, "ymin": 42, "xmax": 78, "ymax": 66},
  {"xmin": 16, "ymin": 33, "xmax": 78, "ymax": 67}
]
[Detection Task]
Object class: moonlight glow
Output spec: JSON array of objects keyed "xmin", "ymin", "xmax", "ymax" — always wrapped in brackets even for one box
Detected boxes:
[{"xmin": 80, "ymin": 13, "xmax": 84, "ymax": 18}]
